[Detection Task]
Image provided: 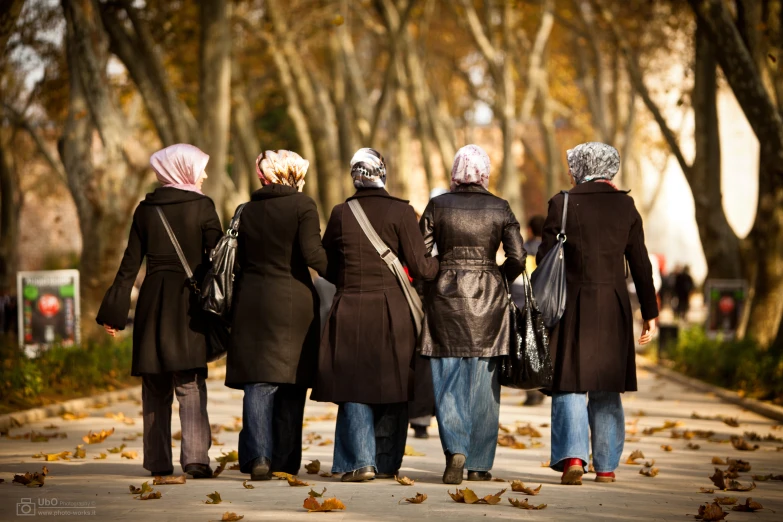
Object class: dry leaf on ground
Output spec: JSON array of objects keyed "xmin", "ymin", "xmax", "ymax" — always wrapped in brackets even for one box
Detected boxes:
[
  {"xmin": 74, "ymin": 445, "xmax": 87, "ymax": 458},
  {"xmin": 509, "ymin": 498, "xmax": 547, "ymax": 510},
  {"xmin": 107, "ymin": 444, "xmax": 126, "ymax": 454},
  {"xmin": 62, "ymin": 412, "xmax": 88, "ymax": 421},
  {"xmin": 287, "ymin": 476, "xmax": 310, "ymax": 487},
  {"xmin": 308, "ymin": 488, "xmax": 326, "ymax": 498},
  {"xmin": 711, "ymin": 457, "xmax": 726, "ymax": 465},
  {"xmin": 498, "ymin": 424, "xmax": 511, "ymax": 433},
  {"xmin": 172, "ymin": 431, "xmax": 182, "ymax": 441},
  {"xmin": 305, "ymin": 460, "xmax": 320, "ymax": 474},
  {"xmin": 404, "ymin": 445, "xmax": 425, "ymax": 456},
  {"xmin": 726, "ymin": 459, "xmax": 751, "ymax": 473},
  {"xmin": 713, "ymin": 497, "xmax": 737, "ymax": 505},
  {"xmin": 395, "ymin": 476, "xmax": 414, "ymax": 486},
  {"xmin": 137, "ymin": 491, "xmax": 161, "ymax": 500},
  {"xmin": 401, "ymin": 493, "xmax": 427, "ymax": 504},
  {"xmin": 82, "ymin": 428, "xmax": 115, "ymax": 445},
  {"xmin": 273, "ymin": 472, "xmax": 295, "ymax": 480},
  {"xmin": 317, "ymin": 439, "xmax": 333, "ymax": 447},
  {"xmin": 303, "ymin": 497, "xmax": 346, "ymax": 512},
  {"xmin": 13, "ymin": 468, "xmax": 47, "ymax": 488},
  {"xmin": 242, "ymin": 480, "xmax": 254, "ymax": 489},
  {"xmin": 695, "ymin": 502, "xmax": 728, "ymax": 520},
  {"xmin": 448, "ymin": 488, "xmax": 506, "ymax": 505},
  {"xmin": 130, "ymin": 482, "xmax": 153, "ymax": 495},
  {"xmin": 121, "ymin": 451, "xmax": 138, "ymax": 459},
  {"xmin": 205, "ymin": 491, "xmax": 223, "ymax": 504},
  {"xmin": 516, "ymin": 424, "xmax": 542, "ymax": 438},
  {"xmin": 731, "ymin": 437, "xmax": 759, "ymax": 451},
  {"xmin": 94, "ymin": 453, "xmax": 107, "ymax": 460},
  {"xmin": 752, "ymin": 473, "xmax": 783, "ymax": 481},
  {"xmin": 661, "ymin": 445, "xmax": 673, "ymax": 452},
  {"xmin": 319, "ymin": 471, "xmax": 333, "ymax": 478},
  {"xmin": 686, "ymin": 443, "xmax": 701, "ymax": 450},
  {"xmin": 217, "ymin": 513, "xmax": 244, "ymax": 521},
  {"xmin": 640, "ymin": 467, "xmax": 660, "ymax": 477},
  {"xmin": 710, "ymin": 468, "xmax": 727, "ymax": 490},
  {"xmin": 154, "ymin": 475, "xmax": 186, "ymax": 485},
  {"xmin": 510, "ymin": 481, "xmax": 541, "ymax": 495},
  {"xmin": 731, "ymin": 498, "xmax": 763, "ymax": 512},
  {"xmin": 727, "ymin": 480, "xmax": 756, "ymax": 492},
  {"xmin": 700, "ymin": 488, "xmax": 715, "ymax": 494},
  {"xmin": 540, "ymin": 460, "xmax": 550, "ymax": 467},
  {"xmin": 625, "ymin": 450, "xmax": 644, "ymax": 465}
]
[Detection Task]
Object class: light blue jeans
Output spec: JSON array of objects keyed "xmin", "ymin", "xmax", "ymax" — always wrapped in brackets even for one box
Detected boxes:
[
  {"xmin": 430, "ymin": 357, "xmax": 500, "ymax": 472},
  {"xmin": 238, "ymin": 383, "xmax": 276, "ymax": 473},
  {"xmin": 331, "ymin": 402, "xmax": 408, "ymax": 474},
  {"xmin": 550, "ymin": 391, "xmax": 625, "ymax": 473}
]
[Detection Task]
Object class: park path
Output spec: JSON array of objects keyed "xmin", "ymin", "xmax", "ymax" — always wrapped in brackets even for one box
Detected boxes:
[{"xmin": 1, "ymin": 364, "xmax": 782, "ymax": 521}]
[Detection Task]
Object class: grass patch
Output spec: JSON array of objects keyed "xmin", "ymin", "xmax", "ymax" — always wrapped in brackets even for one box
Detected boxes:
[{"xmin": 0, "ymin": 335, "xmax": 139, "ymax": 415}]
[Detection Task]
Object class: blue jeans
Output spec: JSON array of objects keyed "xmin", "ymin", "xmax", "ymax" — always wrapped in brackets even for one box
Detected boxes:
[
  {"xmin": 550, "ymin": 391, "xmax": 625, "ymax": 473},
  {"xmin": 430, "ymin": 357, "xmax": 500, "ymax": 472},
  {"xmin": 332, "ymin": 402, "xmax": 408, "ymax": 474}
]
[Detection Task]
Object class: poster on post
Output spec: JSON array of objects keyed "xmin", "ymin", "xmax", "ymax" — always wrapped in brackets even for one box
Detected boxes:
[
  {"xmin": 704, "ymin": 279, "xmax": 748, "ymax": 341},
  {"xmin": 17, "ymin": 270, "xmax": 80, "ymax": 357}
]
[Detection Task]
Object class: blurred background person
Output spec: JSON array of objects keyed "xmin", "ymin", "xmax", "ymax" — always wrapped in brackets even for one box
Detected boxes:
[{"xmin": 675, "ymin": 265, "xmax": 695, "ymax": 321}]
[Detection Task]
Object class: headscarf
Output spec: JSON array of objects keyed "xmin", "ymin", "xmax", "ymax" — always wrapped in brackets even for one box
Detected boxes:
[
  {"xmin": 451, "ymin": 144, "xmax": 490, "ymax": 191},
  {"xmin": 566, "ymin": 142, "xmax": 620, "ymax": 184},
  {"xmin": 150, "ymin": 144, "xmax": 209, "ymax": 194},
  {"xmin": 256, "ymin": 150, "xmax": 309, "ymax": 191},
  {"xmin": 350, "ymin": 147, "xmax": 387, "ymax": 188}
]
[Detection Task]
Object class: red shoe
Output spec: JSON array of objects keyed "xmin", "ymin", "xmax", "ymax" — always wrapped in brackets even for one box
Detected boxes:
[
  {"xmin": 595, "ymin": 471, "xmax": 616, "ymax": 483},
  {"xmin": 560, "ymin": 458, "xmax": 584, "ymax": 485}
]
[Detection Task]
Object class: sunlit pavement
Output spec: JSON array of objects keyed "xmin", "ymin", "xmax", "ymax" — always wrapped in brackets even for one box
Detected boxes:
[{"xmin": 1, "ymin": 363, "xmax": 782, "ymax": 521}]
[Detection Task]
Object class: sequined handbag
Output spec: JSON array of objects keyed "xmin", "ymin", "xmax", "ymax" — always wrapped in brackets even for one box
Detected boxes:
[{"xmin": 499, "ymin": 268, "xmax": 553, "ymax": 390}]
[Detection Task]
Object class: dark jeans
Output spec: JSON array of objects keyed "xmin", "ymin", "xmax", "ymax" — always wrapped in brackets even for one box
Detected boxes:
[
  {"xmin": 238, "ymin": 383, "xmax": 307, "ymax": 475},
  {"xmin": 332, "ymin": 402, "xmax": 408, "ymax": 474}
]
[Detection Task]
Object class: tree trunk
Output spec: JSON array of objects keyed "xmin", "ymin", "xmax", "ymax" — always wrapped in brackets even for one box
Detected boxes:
[
  {"xmin": 0, "ymin": 0, "xmax": 24, "ymax": 56},
  {"xmin": 0, "ymin": 140, "xmax": 21, "ymax": 292}
]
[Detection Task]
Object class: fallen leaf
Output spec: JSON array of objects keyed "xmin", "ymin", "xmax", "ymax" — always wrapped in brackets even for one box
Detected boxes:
[
  {"xmin": 242, "ymin": 480, "xmax": 254, "ymax": 489},
  {"xmin": 308, "ymin": 488, "xmax": 326, "ymax": 497},
  {"xmin": 218, "ymin": 513, "xmax": 244, "ymax": 521},
  {"xmin": 711, "ymin": 457, "xmax": 726, "ymax": 465},
  {"xmin": 713, "ymin": 497, "xmax": 737, "ymax": 505},
  {"xmin": 213, "ymin": 461, "xmax": 227, "ymax": 478},
  {"xmin": 153, "ymin": 475, "xmax": 186, "ymax": 485},
  {"xmin": 710, "ymin": 468, "xmax": 727, "ymax": 490},
  {"xmin": 395, "ymin": 476, "xmax": 414, "ymax": 486},
  {"xmin": 640, "ymin": 467, "xmax": 660, "ymax": 477},
  {"xmin": 540, "ymin": 460, "xmax": 550, "ymax": 467},
  {"xmin": 516, "ymin": 424, "xmax": 542, "ymax": 438},
  {"xmin": 137, "ymin": 491, "xmax": 161, "ymax": 500},
  {"xmin": 726, "ymin": 480, "xmax": 755, "ymax": 492},
  {"xmin": 492, "ymin": 477, "xmax": 506, "ymax": 482},
  {"xmin": 215, "ymin": 450, "xmax": 239, "ymax": 464},
  {"xmin": 121, "ymin": 451, "xmax": 138, "ymax": 460},
  {"xmin": 448, "ymin": 488, "xmax": 505, "ymax": 505},
  {"xmin": 509, "ymin": 497, "xmax": 547, "ymax": 510},
  {"xmin": 212, "ymin": 436, "xmax": 223, "ymax": 446},
  {"xmin": 94, "ymin": 453, "xmax": 107, "ymax": 460},
  {"xmin": 404, "ymin": 445, "xmax": 425, "ymax": 456},
  {"xmin": 700, "ymin": 488, "xmax": 715, "ymax": 494},
  {"xmin": 287, "ymin": 476, "xmax": 310, "ymax": 487},
  {"xmin": 74, "ymin": 445, "xmax": 86, "ymax": 459},
  {"xmin": 82, "ymin": 428, "xmax": 115, "ymax": 445},
  {"xmin": 205, "ymin": 491, "xmax": 222, "ymax": 504},
  {"xmin": 107, "ymin": 444, "xmax": 126, "ymax": 454},
  {"xmin": 402, "ymin": 493, "xmax": 427, "ymax": 504},
  {"xmin": 696, "ymin": 502, "xmax": 728, "ymax": 520},
  {"xmin": 303, "ymin": 432, "xmax": 322, "ymax": 444},
  {"xmin": 122, "ymin": 434, "xmax": 138, "ymax": 442},
  {"xmin": 752, "ymin": 474, "xmax": 783, "ymax": 481},
  {"xmin": 62, "ymin": 412, "xmax": 88, "ymax": 421},
  {"xmin": 722, "ymin": 418, "xmax": 739, "ymax": 428},
  {"xmin": 661, "ymin": 445, "xmax": 673, "ymax": 452},
  {"xmin": 303, "ymin": 497, "xmax": 346, "ymax": 512},
  {"xmin": 726, "ymin": 459, "xmax": 751, "ymax": 473},
  {"xmin": 172, "ymin": 431, "xmax": 182, "ymax": 441},
  {"xmin": 510, "ymin": 480, "xmax": 541, "ymax": 495},
  {"xmin": 731, "ymin": 437, "xmax": 759, "ymax": 451},
  {"xmin": 319, "ymin": 471, "xmax": 333, "ymax": 478},
  {"xmin": 498, "ymin": 424, "xmax": 511, "ymax": 433},
  {"xmin": 305, "ymin": 460, "xmax": 320, "ymax": 474},
  {"xmin": 687, "ymin": 443, "xmax": 701, "ymax": 450},
  {"xmin": 13, "ymin": 468, "xmax": 47, "ymax": 488},
  {"xmin": 644, "ymin": 460, "xmax": 656, "ymax": 467},
  {"xmin": 317, "ymin": 439, "xmax": 333, "ymax": 447},
  {"xmin": 625, "ymin": 450, "xmax": 645, "ymax": 465},
  {"xmin": 731, "ymin": 498, "xmax": 763, "ymax": 512},
  {"xmin": 273, "ymin": 472, "xmax": 295, "ymax": 481},
  {"xmin": 129, "ymin": 482, "xmax": 153, "ymax": 495}
]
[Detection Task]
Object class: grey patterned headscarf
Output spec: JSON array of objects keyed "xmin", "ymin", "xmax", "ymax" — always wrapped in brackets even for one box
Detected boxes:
[
  {"xmin": 350, "ymin": 147, "xmax": 387, "ymax": 188},
  {"xmin": 566, "ymin": 142, "xmax": 620, "ymax": 184}
]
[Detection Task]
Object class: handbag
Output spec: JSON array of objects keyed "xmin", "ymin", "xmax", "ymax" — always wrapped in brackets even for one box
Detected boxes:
[
  {"xmin": 499, "ymin": 268, "xmax": 553, "ymax": 390},
  {"xmin": 531, "ymin": 191, "xmax": 569, "ymax": 328},
  {"xmin": 201, "ymin": 204, "xmax": 246, "ymax": 317},
  {"xmin": 347, "ymin": 199, "xmax": 424, "ymax": 335},
  {"xmin": 155, "ymin": 207, "xmax": 229, "ymax": 363}
]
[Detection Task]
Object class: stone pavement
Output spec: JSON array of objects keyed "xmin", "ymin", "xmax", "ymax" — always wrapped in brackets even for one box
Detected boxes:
[{"xmin": 1, "ymin": 366, "xmax": 783, "ymax": 521}]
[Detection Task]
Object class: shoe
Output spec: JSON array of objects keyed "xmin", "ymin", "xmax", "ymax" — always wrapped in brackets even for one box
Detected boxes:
[
  {"xmin": 467, "ymin": 471, "xmax": 492, "ymax": 481},
  {"xmin": 184, "ymin": 463, "xmax": 213, "ymax": 479},
  {"xmin": 150, "ymin": 469, "xmax": 173, "ymax": 477},
  {"xmin": 340, "ymin": 466, "xmax": 375, "ymax": 482},
  {"xmin": 374, "ymin": 471, "xmax": 399, "ymax": 479},
  {"xmin": 595, "ymin": 471, "xmax": 616, "ymax": 483},
  {"xmin": 560, "ymin": 458, "xmax": 584, "ymax": 485},
  {"xmin": 412, "ymin": 425, "xmax": 429, "ymax": 439},
  {"xmin": 250, "ymin": 457, "xmax": 272, "ymax": 481},
  {"xmin": 442, "ymin": 453, "xmax": 466, "ymax": 485}
]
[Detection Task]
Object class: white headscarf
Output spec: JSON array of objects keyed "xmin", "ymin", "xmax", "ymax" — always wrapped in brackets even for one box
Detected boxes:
[
  {"xmin": 150, "ymin": 144, "xmax": 209, "ymax": 194},
  {"xmin": 566, "ymin": 142, "xmax": 620, "ymax": 184},
  {"xmin": 350, "ymin": 148, "xmax": 387, "ymax": 188},
  {"xmin": 451, "ymin": 144, "xmax": 490, "ymax": 191}
]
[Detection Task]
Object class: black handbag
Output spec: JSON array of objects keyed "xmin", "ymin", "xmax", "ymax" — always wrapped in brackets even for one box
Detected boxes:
[
  {"xmin": 499, "ymin": 269, "xmax": 553, "ymax": 390},
  {"xmin": 155, "ymin": 207, "xmax": 229, "ymax": 363},
  {"xmin": 201, "ymin": 204, "xmax": 246, "ymax": 317},
  {"xmin": 531, "ymin": 191, "xmax": 569, "ymax": 328}
]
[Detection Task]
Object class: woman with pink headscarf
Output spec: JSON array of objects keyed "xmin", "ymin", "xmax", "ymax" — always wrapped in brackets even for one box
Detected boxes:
[
  {"xmin": 419, "ymin": 144, "xmax": 526, "ymax": 484},
  {"xmin": 97, "ymin": 144, "xmax": 222, "ymax": 480}
]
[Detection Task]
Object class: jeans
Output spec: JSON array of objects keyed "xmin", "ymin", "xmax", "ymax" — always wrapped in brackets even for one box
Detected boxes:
[
  {"xmin": 430, "ymin": 357, "xmax": 500, "ymax": 472},
  {"xmin": 238, "ymin": 383, "xmax": 307, "ymax": 474},
  {"xmin": 332, "ymin": 402, "xmax": 408, "ymax": 474},
  {"xmin": 550, "ymin": 391, "xmax": 625, "ymax": 472}
]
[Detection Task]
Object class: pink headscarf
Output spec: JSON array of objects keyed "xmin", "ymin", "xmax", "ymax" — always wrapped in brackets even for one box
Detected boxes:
[
  {"xmin": 451, "ymin": 144, "xmax": 490, "ymax": 191},
  {"xmin": 150, "ymin": 144, "xmax": 209, "ymax": 194}
]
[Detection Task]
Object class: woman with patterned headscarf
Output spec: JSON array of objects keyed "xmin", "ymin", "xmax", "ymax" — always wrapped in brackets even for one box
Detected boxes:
[
  {"xmin": 418, "ymin": 144, "xmax": 526, "ymax": 484},
  {"xmin": 312, "ymin": 147, "xmax": 439, "ymax": 482},
  {"xmin": 226, "ymin": 150, "xmax": 327, "ymax": 481},
  {"xmin": 538, "ymin": 142, "xmax": 658, "ymax": 486}
]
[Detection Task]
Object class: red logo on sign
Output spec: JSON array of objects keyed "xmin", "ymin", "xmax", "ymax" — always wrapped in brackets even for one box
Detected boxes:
[
  {"xmin": 38, "ymin": 294, "xmax": 61, "ymax": 318},
  {"xmin": 718, "ymin": 296, "xmax": 736, "ymax": 315}
]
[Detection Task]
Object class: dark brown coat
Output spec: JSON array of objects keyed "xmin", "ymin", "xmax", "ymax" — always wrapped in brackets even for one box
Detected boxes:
[
  {"xmin": 225, "ymin": 184, "xmax": 327, "ymax": 389},
  {"xmin": 311, "ymin": 188, "xmax": 439, "ymax": 404},
  {"xmin": 96, "ymin": 188, "xmax": 223, "ymax": 375},
  {"xmin": 537, "ymin": 182, "xmax": 659, "ymax": 393}
]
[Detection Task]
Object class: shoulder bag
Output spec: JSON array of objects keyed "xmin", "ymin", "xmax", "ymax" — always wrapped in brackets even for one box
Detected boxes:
[
  {"xmin": 347, "ymin": 199, "xmax": 424, "ymax": 335},
  {"xmin": 155, "ymin": 207, "xmax": 230, "ymax": 363},
  {"xmin": 530, "ymin": 191, "xmax": 569, "ymax": 328}
]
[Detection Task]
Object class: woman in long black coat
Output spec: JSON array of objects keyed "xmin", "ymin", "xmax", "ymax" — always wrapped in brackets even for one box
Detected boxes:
[
  {"xmin": 419, "ymin": 144, "xmax": 526, "ymax": 484},
  {"xmin": 97, "ymin": 144, "xmax": 222, "ymax": 479},
  {"xmin": 311, "ymin": 148, "xmax": 439, "ymax": 482},
  {"xmin": 538, "ymin": 142, "xmax": 658, "ymax": 486},
  {"xmin": 226, "ymin": 150, "xmax": 327, "ymax": 480}
]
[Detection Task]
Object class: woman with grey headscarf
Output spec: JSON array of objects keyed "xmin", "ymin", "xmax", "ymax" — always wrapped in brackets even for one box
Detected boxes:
[
  {"xmin": 419, "ymin": 144, "xmax": 526, "ymax": 484},
  {"xmin": 537, "ymin": 142, "xmax": 658, "ymax": 486},
  {"xmin": 312, "ymin": 148, "xmax": 439, "ymax": 482}
]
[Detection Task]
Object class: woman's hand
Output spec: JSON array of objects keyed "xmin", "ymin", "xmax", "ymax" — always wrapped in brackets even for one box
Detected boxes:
[
  {"xmin": 638, "ymin": 320, "xmax": 655, "ymax": 346},
  {"xmin": 103, "ymin": 325, "xmax": 118, "ymax": 337}
]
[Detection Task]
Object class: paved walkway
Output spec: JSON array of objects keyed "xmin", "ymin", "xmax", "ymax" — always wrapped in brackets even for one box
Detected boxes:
[{"xmin": 1, "ymin": 365, "xmax": 782, "ymax": 521}]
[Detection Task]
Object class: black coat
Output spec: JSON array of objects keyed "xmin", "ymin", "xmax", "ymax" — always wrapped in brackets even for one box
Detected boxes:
[
  {"xmin": 418, "ymin": 185, "xmax": 526, "ymax": 358},
  {"xmin": 311, "ymin": 188, "xmax": 440, "ymax": 404},
  {"xmin": 537, "ymin": 182, "xmax": 659, "ymax": 393},
  {"xmin": 225, "ymin": 185, "xmax": 327, "ymax": 389},
  {"xmin": 96, "ymin": 187, "xmax": 222, "ymax": 375}
]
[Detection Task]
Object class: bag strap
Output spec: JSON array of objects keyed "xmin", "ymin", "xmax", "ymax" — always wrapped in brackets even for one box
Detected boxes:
[
  {"xmin": 226, "ymin": 204, "xmax": 247, "ymax": 238},
  {"xmin": 347, "ymin": 199, "xmax": 398, "ymax": 269},
  {"xmin": 558, "ymin": 191, "xmax": 569, "ymax": 242},
  {"xmin": 155, "ymin": 207, "xmax": 194, "ymax": 280}
]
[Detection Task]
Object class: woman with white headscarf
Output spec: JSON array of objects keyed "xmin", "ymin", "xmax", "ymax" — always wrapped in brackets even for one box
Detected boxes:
[
  {"xmin": 312, "ymin": 148, "xmax": 439, "ymax": 482},
  {"xmin": 419, "ymin": 144, "xmax": 526, "ymax": 484},
  {"xmin": 97, "ymin": 143, "xmax": 222, "ymax": 479},
  {"xmin": 538, "ymin": 142, "xmax": 657, "ymax": 486}
]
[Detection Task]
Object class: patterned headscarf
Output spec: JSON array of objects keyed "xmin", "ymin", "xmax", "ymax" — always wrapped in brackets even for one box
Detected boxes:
[
  {"xmin": 451, "ymin": 144, "xmax": 490, "ymax": 191},
  {"xmin": 256, "ymin": 150, "xmax": 309, "ymax": 191},
  {"xmin": 350, "ymin": 148, "xmax": 387, "ymax": 188},
  {"xmin": 566, "ymin": 142, "xmax": 620, "ymax": 184},
  {"xmin": 150, "ymin": 144, "xmax": 209, "ymax": 195}
]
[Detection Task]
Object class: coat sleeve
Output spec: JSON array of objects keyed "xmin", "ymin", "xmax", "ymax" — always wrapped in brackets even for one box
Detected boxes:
[
  {"xmin": 625, "ymin": 203, "xmax": 659, "ymax": 321},
  {"xmin": 322, "ymin": 205, "xmax": 342, "ymax": 285},
  {"xmin": 536, "ymin": 196, "xmax": 562, "ymax": 265},
  {"xmin": 95, "ymin": 206, "xmax": 145, "ymax": 330},
  {"xmin": 501, "ymin": 202, "xmax": 526, "ymax": 282},
  {"xmin": 298, "ymin": 196, "xmax": 328, "ymax": 277},
  {"xmin": 399, "ymin": 205, "xmax": 439, "ymax": 281},
  {"xmin": 196, "ymin": 199, "xmax": 223, "ymax": 282},
  {"xmin": 419, "ymin": 199, "xmax": 436, "ymax": 256}
]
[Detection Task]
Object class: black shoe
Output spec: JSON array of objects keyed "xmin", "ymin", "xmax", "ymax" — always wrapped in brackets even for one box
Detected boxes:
[
  {"xmin": 374, "ymin": 471, "xmax": 399, "ymax": 479},
  {"xmin": 150, "ymin": 469, "xmax": 173, "ymax": 477},
  {"xmin": 340, "ymin": 466, "xmax": 375, "ymax": 482},
  {"xmin": 184, "ymin": 463, "xmax": 213, "ymax": 479},
  {"xmin": 442, "ymin": 453, "xmax": 466, "ymax": 485},
  {"xmin": 412, "ymin": 425, "xmax": 429, "ymax": 439},
  {"xmin": 250, "ymin": 457, "xmax": 272, "ymax": 481},
  {"xmin": 468, "ymin": 470, "xmax": 492, "ymax": 481}
]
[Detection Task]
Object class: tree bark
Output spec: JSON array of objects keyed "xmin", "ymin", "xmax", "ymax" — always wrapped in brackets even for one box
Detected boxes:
[
  {"xmin": 0, "ymin": 0, "xmax": 24, "ymax": 57},
  {"xmin": 0, "ymin": 140, "xmax": 20, "ymax": 292}
]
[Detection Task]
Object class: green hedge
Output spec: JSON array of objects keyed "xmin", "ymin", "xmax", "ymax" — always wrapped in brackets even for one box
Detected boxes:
[
  {"xmin": 665, "ymin": 327, "xmax": 783, "ymax": 404},
  {"xmin": 0, "ymin": 336, "xmax": 138, "ymax": 414}
]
